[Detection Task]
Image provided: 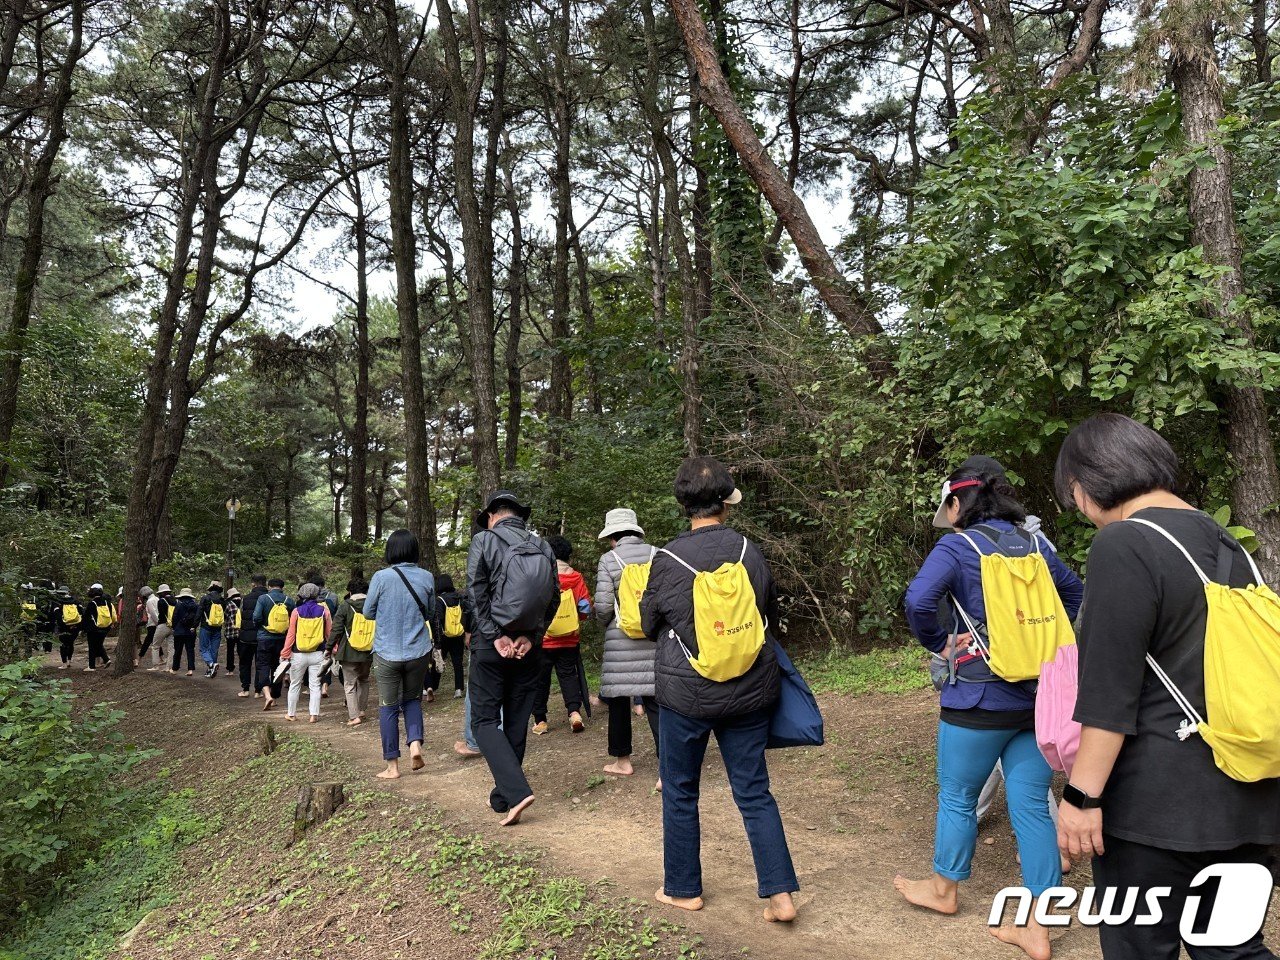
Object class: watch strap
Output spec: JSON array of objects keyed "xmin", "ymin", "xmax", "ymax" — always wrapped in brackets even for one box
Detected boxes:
[{"xmin": 1063, "ymin": 783, "xmax": 1103, "ymax": 810}]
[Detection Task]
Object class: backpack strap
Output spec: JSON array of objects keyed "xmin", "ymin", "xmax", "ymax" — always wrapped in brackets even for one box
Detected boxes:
[{"xmin": 1124, "ymin": 516, "xmax": 1217, "ymax": 741}]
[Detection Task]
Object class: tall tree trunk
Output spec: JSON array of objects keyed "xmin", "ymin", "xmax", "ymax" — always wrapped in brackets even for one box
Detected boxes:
[
  {"xmin": 546, "ymin": 0, "xmax": 573, "ymax": 461},
  {"xmin": 569, "ymin": 227, "xmax": 603, "ymax": 416},
  {"xmin": 436, "ymin": 0, "xmax": 502, "ymax": 495},
  {"xmin": 1170, "ymin": 6, "xmax": 1280, "ymax": 580},
  {"xmin": 378, "ymin": 0, "xmax": 436, "ymax": 567},
  {"xmin": 349, "ymin": 200, "xmax": 371, "ymax": 543},
  {"xmin": 0, "ymin": 0, "xmax": 83, "ymax": 487},
  {"xmin": 502, "ymin": 153, "xmax": 525, "ymax": 470},
  {"xmin": 639, "ymin": 0, "xmax": 701, "ymax": 454},
  {"xmin": 1252, "ymin": 0, "xmax": 1272, "ymax": 83},
  {"xmin": 668, "ymin": 0, "xmax": 881, "ymax": 340}
]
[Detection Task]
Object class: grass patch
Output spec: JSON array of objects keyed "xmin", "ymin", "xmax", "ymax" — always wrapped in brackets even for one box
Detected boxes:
[
  {"xmin": 798, "ymin": 645, "xmax": 931, "ymax": 696},
  {"xmin": 2, "ymin": 788, "xmax": 213, "ymax": 960}
]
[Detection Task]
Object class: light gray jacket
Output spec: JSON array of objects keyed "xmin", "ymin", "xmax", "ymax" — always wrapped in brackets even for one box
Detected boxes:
[{"xmin": 595, "ymin": 535, "xmax": 657, "ymax": 698}]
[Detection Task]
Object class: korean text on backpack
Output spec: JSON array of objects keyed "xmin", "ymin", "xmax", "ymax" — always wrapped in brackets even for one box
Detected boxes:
[
  {"xmin": 660, "ymin": 538, "xmax": 765, "ymax": 682},
  {"xmin": 611, "ymin": 549, "xmax": 654, "ymax": 640},
  {"xmin": 266, "ymin": 599, "xmax": 291, "ymax": 634},
  {"xmin": 546, "ymin": 588, "xmax": 579, "ymax": 638},
  {"xmin": 487, "ymin": 527, "xmax": 557, "ymax": 636},
  {"xmin": 1129, "ymin": 517, "xmax": 1280, "ymax": 783},
  {"xmin": 953, "ymin": 527, "xmax": 1075, "ymax": 683}
]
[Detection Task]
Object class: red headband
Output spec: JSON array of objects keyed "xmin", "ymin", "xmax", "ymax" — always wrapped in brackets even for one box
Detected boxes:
[{"xmin": 948, "ymin": 479, "xmax": 983, "ymax": 493}]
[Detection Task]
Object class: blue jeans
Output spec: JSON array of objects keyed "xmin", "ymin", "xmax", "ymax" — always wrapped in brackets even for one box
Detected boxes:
[
  {"xmin": 659, "ymin": 706, "xmax": 798, "ymax": 899},
  {"xmin": 461, "ymin": 690, "xmax": 503, "ymax": 752},
  {"xmin": 934, "ymin": 721, "xmax": 1060, "ymax": 895},
  {"xmin": 198, "ymin": 627, "xmax": 221, "ymax": 668}
]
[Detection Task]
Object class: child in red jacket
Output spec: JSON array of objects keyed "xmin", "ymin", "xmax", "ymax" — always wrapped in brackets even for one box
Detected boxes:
[{"xmin": 532, "ymin": 536, "xmax": 592, "ymax": 734}]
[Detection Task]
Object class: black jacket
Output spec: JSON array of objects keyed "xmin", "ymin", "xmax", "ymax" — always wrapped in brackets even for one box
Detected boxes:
[
  {"xmin": 466, "ymin": 516, "xmax": 559, "ymax": 648},
  {"xmin": 240, "ymin": 586, "xmax": 268, "ymax": 643},
  {"xmin": 171, "ymin": 597, "xmax": 200, "ymax": 637},
  {"xmin": 641, "ymin": 524, "xmax": 781, "ymax": 720}
]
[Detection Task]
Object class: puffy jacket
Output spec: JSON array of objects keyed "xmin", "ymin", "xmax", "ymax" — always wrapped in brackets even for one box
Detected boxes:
[
  {"xmin": 595, "ymin": 535, "xmax": 658, "ymax": 698},
  {"xmin": 466, "ymin": 516, "xmax": 560, "ymax": 649},
  {"xmin": 641, "ymin": 524, "xmax": 781, "ymax": 720},
  {"xmin": 239, "ymin": 586, "xmax": 268, "ymax": 644}
]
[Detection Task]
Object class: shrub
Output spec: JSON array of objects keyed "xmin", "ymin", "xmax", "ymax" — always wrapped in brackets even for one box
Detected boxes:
[{"xmin": 0, "ymin": 660, "xmax": 153, "ymax": 931}]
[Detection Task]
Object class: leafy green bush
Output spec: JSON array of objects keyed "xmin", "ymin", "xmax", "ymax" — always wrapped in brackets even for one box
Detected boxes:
[{"xmin": 0, "ymin": 660, "xmax": 153, "ymax": 931}]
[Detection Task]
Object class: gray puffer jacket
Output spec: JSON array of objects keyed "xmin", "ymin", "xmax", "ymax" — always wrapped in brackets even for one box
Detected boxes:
[{"xmin": 595, "ymin": 535, "xmax": 658, "ymax": 698}]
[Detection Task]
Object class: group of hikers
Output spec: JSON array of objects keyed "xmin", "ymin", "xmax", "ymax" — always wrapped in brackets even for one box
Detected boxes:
[{"xmin": 21, "ymin": 414, "xmax": 1280, "ymax": 960}]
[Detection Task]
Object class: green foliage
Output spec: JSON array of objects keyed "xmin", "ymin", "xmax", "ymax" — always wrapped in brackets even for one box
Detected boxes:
[
  {"xmin": 798, "ymin": 645, "xmax": 932, "ymax": 696},
  {"xmin": 0, "ymin": 661, "xmax": 155, "ymax": 929},
  {"xmin": 1, "ymin": 790, "xmax": 207, "ymax": 960}
]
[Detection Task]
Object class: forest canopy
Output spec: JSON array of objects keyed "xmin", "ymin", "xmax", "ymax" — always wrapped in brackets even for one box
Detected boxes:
[{"xmin": 1, "ymin": 0, "xmax": 1278, "ymax": 658}]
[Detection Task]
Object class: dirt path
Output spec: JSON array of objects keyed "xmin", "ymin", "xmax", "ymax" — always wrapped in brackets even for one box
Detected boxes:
[{"xmin": 62, "ymin": 651, "xmax": 1136, "ymax": 960}]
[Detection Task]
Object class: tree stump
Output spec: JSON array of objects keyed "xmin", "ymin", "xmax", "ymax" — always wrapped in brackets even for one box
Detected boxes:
[
  {"xmin": 292, "ymin": 782, "xmax": 345, "ymax": 842},
  {"xmin": 258, "ymin": 722, "xmax": 277, "ymax": 756}
]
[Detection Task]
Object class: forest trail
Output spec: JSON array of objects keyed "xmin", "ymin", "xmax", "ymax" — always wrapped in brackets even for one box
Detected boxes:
[{"xmin": 80, "ymin": 656, "xmax": 1126, "ymax": 960}]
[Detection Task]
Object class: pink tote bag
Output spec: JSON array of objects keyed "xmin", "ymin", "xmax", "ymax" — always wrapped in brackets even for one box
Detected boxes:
[{"xmin": 1036, "ymin": 642, "xmax": 1081, "ymax": 776}]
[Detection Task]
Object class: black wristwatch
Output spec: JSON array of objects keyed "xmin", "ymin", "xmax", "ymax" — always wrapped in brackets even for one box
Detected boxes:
[{"xmin": 1062, "ymin": 783, "xmax": 1103, "ymax": 810}]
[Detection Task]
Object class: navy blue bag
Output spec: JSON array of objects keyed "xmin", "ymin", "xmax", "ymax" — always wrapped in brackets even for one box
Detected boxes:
[{"xmin": 767, "ymin": 641, "xmax": 824, "ymax": 749}]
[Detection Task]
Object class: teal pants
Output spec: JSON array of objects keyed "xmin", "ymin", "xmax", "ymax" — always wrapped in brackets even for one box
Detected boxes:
[{"xmin": 933, "ymin": 721, "xmax": 1060, "ymax": 896}]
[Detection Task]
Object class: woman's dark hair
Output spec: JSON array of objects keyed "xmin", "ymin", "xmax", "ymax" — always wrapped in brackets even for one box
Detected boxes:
[
  {"xmin": 347, "ymin": 576, "xmax": 368, "ymax": 595},
  {"xmin": 385, "ymin": 529, "xmax": 420, "ymax": 565},
  {"xmin": 946, "ymin": 468, "xmax": 1027, "ymax": 530},
  {"xmin": 1054, "ymin": 413, "xmax": 1179, "ymax": 510},
  {"xmin": 610, "ymin": 530, "xmax": 644, "ymax": 543},
  {"xmin": 436, "ymin": 573, "xmax": 456, "ymax": 594},
  {"xmin": 548, "ymin": 535, "xmax": 573, "ymax": 562},
  {"xmin": 674, "ymin": 456, "xmax": 736, "ymax": 519}
]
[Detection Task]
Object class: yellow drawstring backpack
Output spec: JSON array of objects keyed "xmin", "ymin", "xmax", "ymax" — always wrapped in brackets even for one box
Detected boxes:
[
  {"xmin": 295, "ymin": 611, "xmax": 326, "ymax": 652},
  {"xmin": 660, "ymin": 539, "xmax": 765, "ymax": 682},
  {"xmin": 1129, "ymin": 517, "xmax": 1280, "ymax": 783},
  {"xmin": 546, "ymin": 588, "xmax": 579, "ymax": 637},
  {"xmin": 348, "ymin": 610, "xmax": 375, "ymax": 652},
  {"xmin": 951, "ymin": 526, "xmax": 1075, "ymax": 683},
  {"xmin": 610, "ymin": 548, "xmax": 655, "ymax": 640},
  {"xmin": 443, "ymin": 604, "xmax": 465, "ymax": 638}
]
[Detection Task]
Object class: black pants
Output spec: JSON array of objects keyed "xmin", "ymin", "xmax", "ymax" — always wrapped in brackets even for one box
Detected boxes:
[
  {"xmin": 86, "ymin": 630, "xmax": 110, "ymax": 669},
  {"xmin": 255, "ymin": 636, "xmax": 284, "ymax": 696},
  {"xmin": 58, "ymin": 630, "xmax": 75, "ymax": 663},
  {"xmin": 606, "ymin": 695, "xmax": 660, "ymax": 758},
  {"xmin": 171, "ymin": 633, "xmax": 195, "ymax": 671},
  {"xmin": 470, "ymin": 644, "xmax": 542, "ymax": 812},
  {"xmin": 1092, "ymin": 834, "xmax": 1277, "ymax": 960},
  {"xmin": 138, "ymin": 624, "xmax": 157, "ymax": 658},
  {"xmin": 439, "ymin": 637, "xmax": 466, "ymax": 691},
  {"xmin": 533, "ymin": 646, "xmax": 583, "ymax": 721},
  {"xmin": 238, "ymin": 639, "xmax": 256, "ymax": 691},
  {"xmin": 38, "ymin": 630, "xmax": 54, "ymax": 653},
  {"xmin": 226, "ymin": 635, "xmax": 237, "ymax": 670}
]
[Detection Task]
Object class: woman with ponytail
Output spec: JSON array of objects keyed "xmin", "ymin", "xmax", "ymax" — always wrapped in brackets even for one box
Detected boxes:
[{"xmin": 896, "ymin": 463, "xmax": 1084, "ymax": 960}]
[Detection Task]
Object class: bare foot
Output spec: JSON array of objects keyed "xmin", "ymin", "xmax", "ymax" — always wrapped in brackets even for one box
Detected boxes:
[
  {"xmin": 346, "ymin": 718, "xmax": 363, "ymax": 727},
  {"xmin": 990, "ymin": 918, "xmax": 1052, "ymax": 960},
  {"xmin": 893, "ymin": 874, "xmax": 958, "ymax": 915},
  {"xmin": 764, "ymin": 892, "xmax": 798, "ymax": 923},
  {"xmin": 377, "ymin": 764, "xmax": 401, "ymax": 780},
  {"xmin": 308, "ymin": 715, "xmax": 318, "ymax": 724},
  {"xmin": 500, "ymin": 794, "xmax": 535, "ymax": 826},
  {"xmin": 410, "ymin": 744, "xmax": 424, "ymax": 771},
  {"xmin": 263, "ymin": 698, "xmax": 274, "ymax": 711},
  {"xmin": 655, "ymin": 778, "xmax": 663, "ymax": 792},
  {"xmin": 454, "ymin": 741, "xmax": 481, "ymax": 757},
  {"xmin": 286, "ymin": 714, "xmax": 297, "ymax": 722},
  {"xmin": 655, "ymin": 889, "xmax": 704, "ymax": 912},
  {"xmin": 604, "ymin": 760, "xmax": 634, "ymax": 776}
]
